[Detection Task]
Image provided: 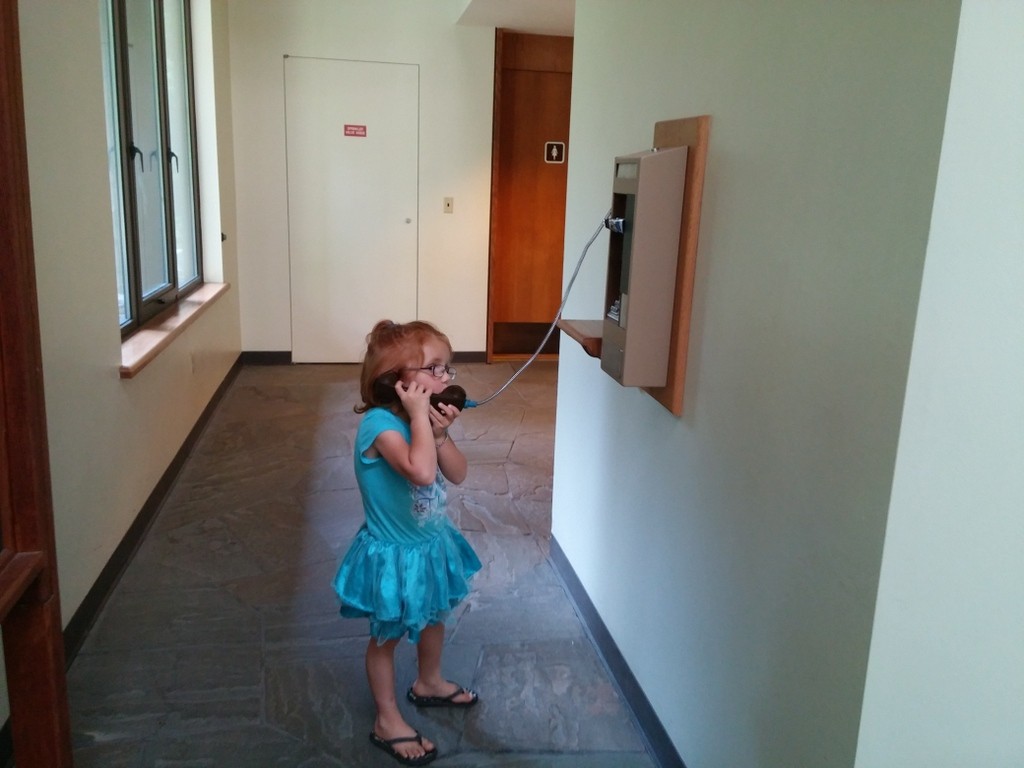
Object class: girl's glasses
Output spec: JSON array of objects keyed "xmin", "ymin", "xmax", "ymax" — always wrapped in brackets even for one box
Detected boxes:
[{"xmin": 406, "ymin": 364, "xmax": 456, "ymax": 380}]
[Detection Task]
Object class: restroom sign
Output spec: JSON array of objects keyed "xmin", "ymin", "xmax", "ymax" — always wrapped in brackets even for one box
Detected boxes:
[
  {"xmin": 544, "ymin": 142, "xmax": 565, "ymax": 163},
  {"xmin": 344, "ymin": 124, "xmax": 367, "ymax": 137}
]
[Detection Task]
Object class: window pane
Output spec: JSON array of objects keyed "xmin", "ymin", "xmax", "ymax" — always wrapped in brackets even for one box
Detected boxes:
[
  {"xmin": 125, "ymin": 0, "xmax": 170, "ymax": 298},
  {"xmin": 164, "ymin": 0, "xmax": 200, "ymax": 286},
  {"xmin": 100, "ymin": 3, "xmax": 131, "ymax": 325}
]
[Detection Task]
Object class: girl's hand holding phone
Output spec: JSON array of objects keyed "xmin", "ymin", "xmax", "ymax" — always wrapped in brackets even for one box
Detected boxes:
[
  {"xmin": 430, "ymin": 402, "xmax": 460, "ymax": 434},
  {"xmin": 394, "ymin": 379, "xmax": 432, "ymax": 420}
]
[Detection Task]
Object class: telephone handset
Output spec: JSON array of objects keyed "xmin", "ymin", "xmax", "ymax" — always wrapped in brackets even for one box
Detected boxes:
[{"xmin": 373, "ymin": 371, "xmax": 468, "ymax": 411}]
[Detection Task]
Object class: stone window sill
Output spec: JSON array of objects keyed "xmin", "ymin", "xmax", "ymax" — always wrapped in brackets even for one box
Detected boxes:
[{"xmin": 119, "ymin": 282, "xmax": 230, "ymax": 379}]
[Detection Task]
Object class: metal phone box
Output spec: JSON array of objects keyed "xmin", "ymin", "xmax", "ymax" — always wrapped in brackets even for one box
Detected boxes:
[{"xmin": 601, "ymin": 146, "xmax": 687, "ymax": 387}]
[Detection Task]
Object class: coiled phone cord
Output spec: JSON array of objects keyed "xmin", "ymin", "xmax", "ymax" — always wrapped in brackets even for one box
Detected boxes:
[{"xmin": 467, "ymin": 210, "xmax": 611, "ymax": 408}]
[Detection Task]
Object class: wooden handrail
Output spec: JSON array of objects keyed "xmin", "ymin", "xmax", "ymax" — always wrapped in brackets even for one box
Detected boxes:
[
  {"xmin": 0, "ymin": 551, "xmax": 45, "ymax": 623},
  {"xmin": 1, "ymin": 0, "xmax": 74, "ymax": 764}
]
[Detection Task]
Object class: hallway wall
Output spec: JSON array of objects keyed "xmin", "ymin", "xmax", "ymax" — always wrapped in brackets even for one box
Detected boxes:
[
  {"xmin": 856, "ymin": 0, "xmax": 1024, "ymax": 763},
  {"xmin": 7, "ymin": 0, "xmax": 241, "ymax": 720},
  {"xmin": 226, "ymin": 0, "xmax": 494, "ymax": 354},
  {"xmin": 552, "ymin": 2, "xmax": 960, "ymax": 766}
]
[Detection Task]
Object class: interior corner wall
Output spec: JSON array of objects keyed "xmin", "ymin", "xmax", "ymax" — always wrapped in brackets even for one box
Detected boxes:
[
  {"xmin": 551, "ymin": 2, "xmax": 960, "ymax": 766},
  {"xmin": 209, "ymin": 0, "xmax": 239, "ymax": 288},
  {"xmin": 855, "ymin": 1, "xmax": 1024, "ymax": 764},
  {"xmin": 226, "ymin": 0, "xmax": 494, "ymax": 354},
  {"xmin": 9, "ymin": 0, "xmax": 241, "ymax": 719}
]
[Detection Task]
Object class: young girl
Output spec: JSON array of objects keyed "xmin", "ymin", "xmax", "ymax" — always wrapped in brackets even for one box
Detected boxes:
[{"xmin": 334, "ymin": 320, "xmax": 481, "ymax": 766}]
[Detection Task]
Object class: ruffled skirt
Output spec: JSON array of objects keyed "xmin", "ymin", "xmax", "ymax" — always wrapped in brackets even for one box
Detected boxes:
[{"xmin": 333, "ymin": 522, "xmax": 481, "ymax": 643}]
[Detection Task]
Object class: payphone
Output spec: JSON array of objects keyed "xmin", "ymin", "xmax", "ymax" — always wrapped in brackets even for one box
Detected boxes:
[{"xmin": 600, "ymin": 146, "xmax": 687, "ymax": 387}]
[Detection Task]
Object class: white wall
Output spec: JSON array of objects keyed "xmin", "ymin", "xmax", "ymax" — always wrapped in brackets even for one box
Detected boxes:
[
  {"xmin": 552, "ymin": 2, "xmax": 960, "ymax": 766},
  {"xmin": 856, "ymin": 1, "xmax": 1024, "ymax": 764},
  {"xmin": 227, "ymin": 0, "xmax": 494, "ymax": 353},
  {"xmin": 9, "ymin": 0, "xmax": 241, "ymax": 716}
]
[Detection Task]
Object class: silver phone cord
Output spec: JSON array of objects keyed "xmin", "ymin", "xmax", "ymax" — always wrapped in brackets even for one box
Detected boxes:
[{"xmin": 470, "ymin": 211, "xmax": 611, "ymax": 407}]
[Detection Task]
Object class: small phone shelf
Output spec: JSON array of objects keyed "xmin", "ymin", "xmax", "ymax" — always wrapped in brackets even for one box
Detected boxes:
[{"xmin": 559, "ymin": 114, "xmax": 710, "ymax": 416}]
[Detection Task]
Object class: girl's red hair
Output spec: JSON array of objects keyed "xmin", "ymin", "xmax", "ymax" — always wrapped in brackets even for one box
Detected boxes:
[{"xmin": 355, "ymin": 320, "xmax": 452, "ymax": 413}]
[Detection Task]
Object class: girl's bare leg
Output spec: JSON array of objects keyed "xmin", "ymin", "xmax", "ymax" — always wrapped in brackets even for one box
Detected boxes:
[
  {"xmin": 411, "ymin": 622, "xmax": 476, "ymax": 703},
  {"xmin": 366, "ymin": 638, "xmax": 434, "ymax": 759}
]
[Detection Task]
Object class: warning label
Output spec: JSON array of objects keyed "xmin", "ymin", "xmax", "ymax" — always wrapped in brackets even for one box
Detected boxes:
[{"xmin": 344, "ymin": 124, "xmax": 367, "ymax": 137}]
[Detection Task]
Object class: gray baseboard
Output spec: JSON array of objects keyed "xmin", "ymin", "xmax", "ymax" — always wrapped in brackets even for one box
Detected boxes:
[
  {"xmin": 62, "ymin": 356, "xmax": 243, "ymax": 662},
  {"xmin": 549, "ymin": 536, "xmax": 687, "ymax": 768},
  {"xmin": 239, "ymin": 350, "xmax": 291, "ymax": 365},
  {"xmin": 239, "ymin": 351, "xmax": 487, "ymax": 365}
]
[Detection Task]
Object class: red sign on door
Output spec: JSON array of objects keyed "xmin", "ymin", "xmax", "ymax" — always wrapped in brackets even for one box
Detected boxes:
[{"xmin": 344, "ymin": 124, "xmax": 367, "ymax": 137}]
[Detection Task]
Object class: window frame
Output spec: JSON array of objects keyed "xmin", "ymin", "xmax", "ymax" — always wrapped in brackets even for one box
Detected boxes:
[{"xmin": 105, "ymin": 0, "xmax": 204, "ymax": 336}]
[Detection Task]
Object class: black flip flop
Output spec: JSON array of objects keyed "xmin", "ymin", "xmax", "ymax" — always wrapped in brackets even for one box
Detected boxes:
[
  {"xmin": 406, "ymin": 682, "xmax": 479, "ymax": 708},
  {"xmin": 369, "ymin": 731, "xmax": 437, "ymax": 766}
]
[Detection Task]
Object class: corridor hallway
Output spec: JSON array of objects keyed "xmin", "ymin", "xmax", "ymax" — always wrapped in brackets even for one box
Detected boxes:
[{"xmin": 67, "ymin": 361, "xmax": 656, "ymax": 767}]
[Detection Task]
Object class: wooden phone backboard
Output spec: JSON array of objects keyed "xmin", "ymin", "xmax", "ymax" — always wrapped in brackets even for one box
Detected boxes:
[{"xmin": 643, "ymin": 115, "xmax": 710, "ymax": 416}]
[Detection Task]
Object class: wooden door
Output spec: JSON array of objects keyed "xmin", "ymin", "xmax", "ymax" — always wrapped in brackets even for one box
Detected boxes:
[
  {"xmin": 285, "ymin": 56, "xmax": 419, "ymax": 362},
  {"xmin": 488, "ymin": 31, "xmax": 573, "ymax": 360},
  {"xmin": 0, "ymin": 1, "xmax": 73, "ymax": 764}
]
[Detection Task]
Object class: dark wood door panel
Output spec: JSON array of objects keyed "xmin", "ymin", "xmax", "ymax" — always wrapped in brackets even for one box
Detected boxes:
[
  {"xmin": 488, "ymin": 30, "xmax": 572, "ymax": 359},
  {"xmin": 491, "ymin": 68, "xmax": 571, "ymax": 322}
]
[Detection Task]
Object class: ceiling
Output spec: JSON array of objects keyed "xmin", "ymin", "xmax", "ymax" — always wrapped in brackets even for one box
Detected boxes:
[{"xmin": 456, "ymin": 0, "xmax": 574, "ymax": 37}]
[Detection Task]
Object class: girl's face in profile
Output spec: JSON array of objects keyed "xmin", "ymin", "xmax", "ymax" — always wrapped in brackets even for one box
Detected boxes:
[{"xmin": 401, "ymin": 337, "xmax": 454, "ymax": 395}]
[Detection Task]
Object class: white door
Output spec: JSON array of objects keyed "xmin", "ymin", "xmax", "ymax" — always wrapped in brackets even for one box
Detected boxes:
[{"xmin": 285, "ymin": 57, "xmax": 418, "ymax": 362}]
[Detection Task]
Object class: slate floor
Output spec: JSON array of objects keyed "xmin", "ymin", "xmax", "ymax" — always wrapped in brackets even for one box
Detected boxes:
[{"xmin": 67, "ymin": 361, "xmax": 656, "ymax": 767}]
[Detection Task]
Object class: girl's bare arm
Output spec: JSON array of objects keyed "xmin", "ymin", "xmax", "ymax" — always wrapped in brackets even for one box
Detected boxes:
[{"xmin": 375, "ymin": 381, "xmax": 438, "ymax": 486}]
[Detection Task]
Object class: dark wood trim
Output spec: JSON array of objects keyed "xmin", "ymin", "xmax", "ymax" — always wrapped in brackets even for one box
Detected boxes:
[
  {"xmin": 452, "ymin": 351, "xmax": 486, "ymax": 364},
  {"xmin": 550, "ymin": 537, "xmax": 687, "ymax": 768},
  {"xmin": 0, "ymin": 552, "xmax": 44, "ymax": 623},
  {"xmin": 485, "ymin": 28, "xmax": 505, "ymax": 362},
  {"xmin": 492, "ymin": 321, "xmax": 560, "ymax": 357},
  {"xmin": 62, "ymin": 355, "xmax": 243, "ymax": 662},
  {"xmin": 0, "ymin": 0, "xmax": 74, "ymax": 763}
]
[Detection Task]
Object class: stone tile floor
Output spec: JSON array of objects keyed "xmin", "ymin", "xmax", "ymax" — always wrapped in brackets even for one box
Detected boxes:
[{"xmin": 68, "ymin": 361, "xmax": 656, "ymax": 767}]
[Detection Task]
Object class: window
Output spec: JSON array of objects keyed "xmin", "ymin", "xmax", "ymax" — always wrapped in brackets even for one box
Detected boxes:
[{"xmin": 101, "ymin": 0, "xmax": 203, "ymax": 334}]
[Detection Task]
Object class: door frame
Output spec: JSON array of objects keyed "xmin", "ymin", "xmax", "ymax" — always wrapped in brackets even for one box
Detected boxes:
[
  {"xmin": 284, "ymin": 56, "xmax": 420, "ymax": 363},
  {"xmin": 0, "ymin": 1, "xmax": 73, "ymax": 763}
]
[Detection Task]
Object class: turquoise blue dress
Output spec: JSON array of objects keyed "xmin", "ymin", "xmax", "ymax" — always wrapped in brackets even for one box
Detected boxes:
[{"xmin": 333, "ymin": 407, "xmax": 481, "ymax": 643}]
